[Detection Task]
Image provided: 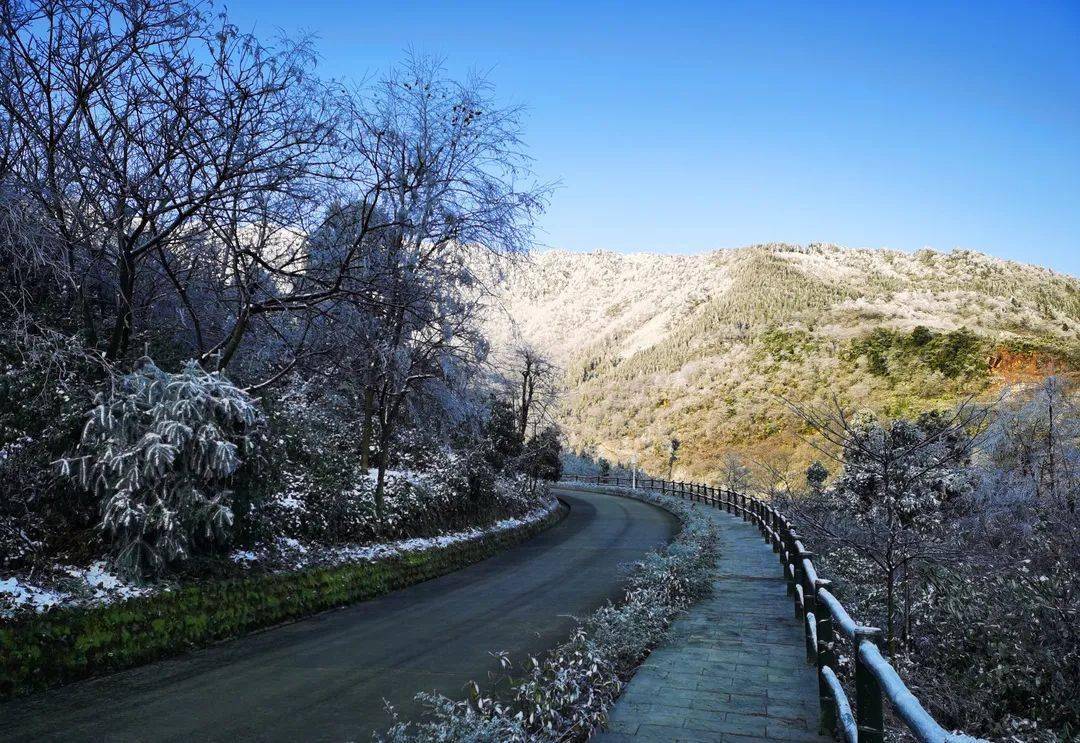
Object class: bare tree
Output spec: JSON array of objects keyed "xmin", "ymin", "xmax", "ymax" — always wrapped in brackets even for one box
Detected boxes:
[
  {"xmin": 985, "ymin": 376, "xmax": 1079, "ymax": 511},
  {"xmin": 718, "ymin": 450, "xmax": 752, "ymax": 492},
  {"xmin": 667, "ymin": 437, "xmax": 680, "ymax": 479},
  {"xmin": 292, "ymin": 57, "xmax": 549, "ymax": 520},
  {"xmin": 0, "ymin": 0, "xmax": 342, "ymax": 366},
  {"xmin": 505, "ymin": 342, "xmax": 560, "ymax": 439}
]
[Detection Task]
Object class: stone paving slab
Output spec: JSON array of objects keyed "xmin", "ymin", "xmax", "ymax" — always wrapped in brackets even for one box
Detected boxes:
[{"xmin": 592, "ymin": 504, "xmax": 831, "ymax": 742}]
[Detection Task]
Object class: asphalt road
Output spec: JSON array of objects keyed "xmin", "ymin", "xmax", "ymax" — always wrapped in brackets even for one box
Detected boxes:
[{"xmin": 0, "ymin": 487, "xmax": 677, "ymax": 742}]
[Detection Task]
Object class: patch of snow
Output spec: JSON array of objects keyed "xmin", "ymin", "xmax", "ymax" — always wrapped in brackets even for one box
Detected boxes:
[
  {"xmin": 66, "ymin": 561, "xmax": 150, "ymax": 602},
  {"xmin": 2, "ymin": 561, "xmax": 151, "ymax": 618},
  {"xmin": 0, "ymin": 577, "xmax": 64, "ymax": 614},
  {"xmin": 228, "ymin": 497, "xmax": 559, "ymax": 572}
]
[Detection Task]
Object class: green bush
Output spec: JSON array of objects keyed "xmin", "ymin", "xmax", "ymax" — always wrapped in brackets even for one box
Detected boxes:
[{"xmin": 0, "ymin": 504, "xmax": 563, "ymax": 699}]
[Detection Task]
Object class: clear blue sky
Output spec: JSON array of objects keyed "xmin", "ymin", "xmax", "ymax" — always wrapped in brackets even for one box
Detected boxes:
[{"xmin": 225, "ymin": 0, "xmax": 1080, "ymax": 277}]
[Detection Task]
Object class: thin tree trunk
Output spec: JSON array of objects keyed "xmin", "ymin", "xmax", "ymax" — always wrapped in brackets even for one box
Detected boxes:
[
  {"xmin": 360, "ymin": 385, "xmax": 375, "ymax": 471},
  {"xmin": 215, "ymin": 310, "xmax": 251, "ymax": 370},
  {"xmin": 886, "ymin": 562, "xmax": 896, "ymax": 655},
  {"xmin": 1047, "ymin": 383, "xmax": 1056, "ymax": 502},
  {"xmin": 105, "ymin": 249, "xmax": 136, "ymax": 360}
]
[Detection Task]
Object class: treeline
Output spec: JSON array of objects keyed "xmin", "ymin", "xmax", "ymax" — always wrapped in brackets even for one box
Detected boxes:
[{"xmin": 0, "ymin": 0, "xmax": 559, "ymax": 583}]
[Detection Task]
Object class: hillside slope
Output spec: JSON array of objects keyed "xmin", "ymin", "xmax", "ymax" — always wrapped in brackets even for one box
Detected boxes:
[{"xmin": 492, "ymin": 243, "xmax": 1080, "ymax": 483}]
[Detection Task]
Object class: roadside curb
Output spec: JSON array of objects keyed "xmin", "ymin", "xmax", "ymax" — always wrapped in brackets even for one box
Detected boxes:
[{"xmin": 0, "ymin": 497, "xmax": 567, "ymax": 699}]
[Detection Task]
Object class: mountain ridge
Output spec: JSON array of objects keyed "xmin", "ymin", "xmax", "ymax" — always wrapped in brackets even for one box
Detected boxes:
[{"xmin": 493, "ymin": 243, "xmax": 1080, "ymax": 482}]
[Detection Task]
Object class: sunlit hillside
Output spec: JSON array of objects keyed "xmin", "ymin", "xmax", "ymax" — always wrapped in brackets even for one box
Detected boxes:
[{"xmin": 494, "ymin": 243, "xmax": 1080, "ymax": 483}]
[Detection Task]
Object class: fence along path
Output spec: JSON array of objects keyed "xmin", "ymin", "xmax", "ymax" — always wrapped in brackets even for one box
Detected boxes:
[{"xmin": 564, "ymin": 475, "xmax": 986, "ymax": 743}]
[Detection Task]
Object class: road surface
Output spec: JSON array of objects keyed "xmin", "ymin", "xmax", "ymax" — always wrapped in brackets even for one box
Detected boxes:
[{"xmin": 0, "ymin": 487, "xmax": 676, "ymax": 742}]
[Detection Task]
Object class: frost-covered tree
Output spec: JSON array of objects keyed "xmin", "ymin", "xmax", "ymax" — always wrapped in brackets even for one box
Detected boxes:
[
  {"xmin": 806, "ymin": 460, "xmax": 829, "ymax": 495},
  {"xmin": 503, "ymin": 343, "xmax": 560, "ymax": 439},
  {"xmin": 0, "ymin": 0, "xmax": 341, "ymax": 366},
  {"xmin": 786, "ymin": 398, "xmax": 985, "ymax": 650},
  {"xmin": 61, "ymin": 358, "xmax": 262, "ymax": 575},
  {"xmin": 719, "ymin": 451, "xmax": 751, "ymax": 492},
  {"xmin": 981, "ymin": 376, "xmax": 1079, "ymax": 511}
]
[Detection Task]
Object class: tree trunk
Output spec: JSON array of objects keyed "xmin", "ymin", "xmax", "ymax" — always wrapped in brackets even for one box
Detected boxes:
[
  {"xmin": 885, "ymin": 563, "xmax": 896, "ymax": 655},
  {"xmin": 215, "ymin": 310, "xmax": 251, "ymax": 370},
  {"xmin": 1047, "ymin": 383, "xmax": 1056, "ymax": 502},
  {"xmin": 374, "ymin": 391, "xmax": 402, "ymax": 525},
  {"xmin": 360, "ymin": 386, "xmax": 375, "ymax": 471},
  {"xmin": 518, "ymin": 370, "xmax": 530, "ymax": 439},
  {"xmin": 105, "ymin": 249, "xmax": 136, "ymax": 360},
  {"xmin": 374, "ymin": 453, "xmax": 388, "ymax": 525}
]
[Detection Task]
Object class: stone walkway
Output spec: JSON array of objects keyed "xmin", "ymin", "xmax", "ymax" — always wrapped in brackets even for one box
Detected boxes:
[{"xmin": 593, "ymin": 505, "xmax": 831, "ymax": 742}]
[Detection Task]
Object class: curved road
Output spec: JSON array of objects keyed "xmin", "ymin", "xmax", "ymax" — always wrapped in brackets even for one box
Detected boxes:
[{"xmin": 0, "ymin": 488, "xmax": 676, "ymax": 742}]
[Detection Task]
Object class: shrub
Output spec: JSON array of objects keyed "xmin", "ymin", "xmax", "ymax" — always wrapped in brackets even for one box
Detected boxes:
[
  {"xmin": 0, "ymin": 331, "xmax": 100, "ymax": 567},
  {"xmin": 60, "ymin": 358, "xmax": 263, "ymax": 576}
]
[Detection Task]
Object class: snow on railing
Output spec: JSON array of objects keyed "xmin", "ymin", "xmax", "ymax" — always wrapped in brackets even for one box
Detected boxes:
[{"xmin": 560, "ymin": 474, "xmax": 988, "ymax": 743}]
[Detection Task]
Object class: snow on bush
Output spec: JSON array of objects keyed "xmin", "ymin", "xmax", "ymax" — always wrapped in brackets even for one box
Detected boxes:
[
  {"xmin": 380, "ymin": 486, "xmax": 721, "ymax": 742},
  {"xmin": 59, "ymin": 357, "xmax": 262, "ymax": 576}
]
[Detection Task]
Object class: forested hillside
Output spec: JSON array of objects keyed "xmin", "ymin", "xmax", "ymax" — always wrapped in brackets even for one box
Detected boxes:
[{"xmin": 493, "ymin": 243, "xmax": 1080, "ymax": 481}]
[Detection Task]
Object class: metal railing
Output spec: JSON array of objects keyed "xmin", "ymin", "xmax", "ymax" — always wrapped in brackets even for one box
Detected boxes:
[{"xmin": 560, "ymin": 473, "xmax": 985, "ymax": 743}]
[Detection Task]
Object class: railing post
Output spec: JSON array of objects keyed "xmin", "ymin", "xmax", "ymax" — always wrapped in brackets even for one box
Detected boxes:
[
  {"xmin": 815, "ymin": 579, "xmax": 837, "ymax": 736},
  {"xmin": 783, "ymin": 543, "xmax": 795, "ymax": 595},
  {"xmin": 854, "ymin": 627, "xmax": 886, "ymax": 743},
  {"xmin": 790, "ymin": 534, "xmax": 803, "ymax": 604},
  {"xmin": 797, "ymin": 546, "xmax": 816, "ymax": 639}
]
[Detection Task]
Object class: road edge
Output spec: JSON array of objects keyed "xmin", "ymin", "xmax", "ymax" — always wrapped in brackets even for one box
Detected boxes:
[{"xmin": 0, "ymin": 495, "xmax": 569, "ymax": 700}]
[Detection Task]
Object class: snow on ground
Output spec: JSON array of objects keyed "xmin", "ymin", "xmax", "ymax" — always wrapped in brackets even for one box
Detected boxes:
[
  {"xmin": 1, "ymin": 561, "xmax": 151, "ymax": 618},
  {"xmin": 230, "ymin": 497, "xmax": 560, "ymax": 571},
  {"xmin": 0, "ymin": 577, "xmax": 64, "ymax": 613},
  {"xmin": 1, "ymin": 499, "xmax": 559, "ymax": 618}
]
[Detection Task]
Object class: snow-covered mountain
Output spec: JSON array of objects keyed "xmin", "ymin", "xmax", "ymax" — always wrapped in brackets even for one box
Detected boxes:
[{"xmin": 492, "ymin": 243, "xmax": 1080, "ymax": 482}]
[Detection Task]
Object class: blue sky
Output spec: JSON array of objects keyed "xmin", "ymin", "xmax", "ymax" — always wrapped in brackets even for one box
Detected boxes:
[{"xmin": 225, "ymin": 0, "xmax": 1080, "ymax": 276}]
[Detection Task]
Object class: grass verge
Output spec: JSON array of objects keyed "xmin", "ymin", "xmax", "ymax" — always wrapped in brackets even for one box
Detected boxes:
[{"xmin": 0, "ymin": 500, "xmax": 565, "ymax": 699}]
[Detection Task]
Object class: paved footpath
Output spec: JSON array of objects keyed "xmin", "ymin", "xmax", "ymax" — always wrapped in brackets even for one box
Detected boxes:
[{"xmin": 593, "ymin": 503, "xmax": 831, "ymax": 743}]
